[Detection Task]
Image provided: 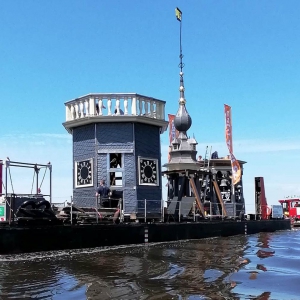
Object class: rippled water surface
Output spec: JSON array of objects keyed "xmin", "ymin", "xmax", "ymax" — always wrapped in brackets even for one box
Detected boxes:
[{"xmin": 0, "ymin": 229, "xmax": 300, "ymax": 299}]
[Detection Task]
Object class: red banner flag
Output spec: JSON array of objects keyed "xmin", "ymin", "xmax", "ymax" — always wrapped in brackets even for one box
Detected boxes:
[
  {"xmin": 224, "ymin": 104, "xmax": 233, "ymax": 154},
  {"xmin": 224, "ymin": 104, "xmax": 241, "ymax": 185}
]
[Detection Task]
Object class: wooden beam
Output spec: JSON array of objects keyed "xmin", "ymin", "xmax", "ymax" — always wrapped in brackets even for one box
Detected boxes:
[
  {"xmin": 212, "ymin": 180, "xmax": 227, "ymax": 217},
  {"xmin": 189, "ymin": 177, "xmax": 206, "ymax": 217}
]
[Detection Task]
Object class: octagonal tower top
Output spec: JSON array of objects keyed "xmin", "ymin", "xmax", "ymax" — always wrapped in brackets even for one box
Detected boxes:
[{"xmin": 63, "ymin": 93, "xmax": 168, "ymax": 134}]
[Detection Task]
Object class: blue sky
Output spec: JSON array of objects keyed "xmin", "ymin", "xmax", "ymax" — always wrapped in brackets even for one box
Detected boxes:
[{"xmin": 1, "ymin": 1, "xmax": 300, "ymax": 212}]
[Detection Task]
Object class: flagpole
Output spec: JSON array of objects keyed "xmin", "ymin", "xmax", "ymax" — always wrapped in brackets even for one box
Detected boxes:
[
  {"xmin": 175, "ymin": 7, "xmax": 184, "ymax": 72},
  {"xmin": 179, "ymin": 11, "xmax": 184, "ymax": 72}
]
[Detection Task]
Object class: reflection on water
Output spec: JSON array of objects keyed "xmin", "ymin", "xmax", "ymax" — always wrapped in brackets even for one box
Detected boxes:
[{"xmin": 0, "ymin": 230, "xmax": 300, "ymax": 299}]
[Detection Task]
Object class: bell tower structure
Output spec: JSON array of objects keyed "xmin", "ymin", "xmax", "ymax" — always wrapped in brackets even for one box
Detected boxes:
[{"xmin": 63, "ymin": 94, "xmax": 168, "ymax": 219}]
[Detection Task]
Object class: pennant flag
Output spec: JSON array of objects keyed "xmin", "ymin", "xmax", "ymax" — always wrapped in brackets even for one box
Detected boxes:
[
  {"xmin": 224, "ymin": 104, "xmax": 233, "ymax": 154},
  {"xmin": 224, "ymin": 104, "xmax": 241, "ymax": 185},
  {"xmin": 175, "ymin": 7, "xmax": 182, "ymax": 22}
]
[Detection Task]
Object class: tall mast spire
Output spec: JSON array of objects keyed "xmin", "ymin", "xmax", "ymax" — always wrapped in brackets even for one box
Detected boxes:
[
  {"xmin": 176, "ymin": 7, "xmax": 186, "ymax": 105},
  {"xmin": 174, "ymin": 7, "xmax": 191, "ymax": 140},
  {"xmin": 164, "ymin": 8, "xmax": 198, "ymax": 170}
]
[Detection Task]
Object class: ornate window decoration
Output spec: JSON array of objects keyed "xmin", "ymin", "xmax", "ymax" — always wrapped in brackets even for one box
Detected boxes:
[
  {"xmin": 75, "ymin": 158, "xmax": 93, "ymax": 188},
  {"xmin": 138, "ymin": 157, "xmax": 159, "ymax": 186}
]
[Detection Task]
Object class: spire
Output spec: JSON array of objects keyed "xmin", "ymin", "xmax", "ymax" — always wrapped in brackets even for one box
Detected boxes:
[
  {"xmin": 174, "ymin": 8, "xmax": 191, "ymax": 139},
  {"xmin": 163, "ymin": 8, "xmax": 198, "ymax": 170}
]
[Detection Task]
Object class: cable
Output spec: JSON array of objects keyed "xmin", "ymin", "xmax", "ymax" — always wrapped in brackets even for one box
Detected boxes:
[
  {"xmin": 30, "ymin": 170, "xmax": 35, "ymax": 194},
  {"xmin": 39, "ymin": 167, "xmax": 47, "ymax": 189},
  {"xmin": 8, "ymin": 167, "xmax": 14, "ymax": 194}
]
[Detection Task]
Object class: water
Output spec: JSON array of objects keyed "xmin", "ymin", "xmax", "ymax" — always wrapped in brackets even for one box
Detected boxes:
[{"xmin": 0, "ymin": 229, "xmax": 299, "ymax": 300}]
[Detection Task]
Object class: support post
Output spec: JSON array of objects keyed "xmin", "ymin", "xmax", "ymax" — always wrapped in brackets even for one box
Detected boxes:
[
  {"xmin": 70, "ymin": 196, "xmax": 73, "ymax": 225},
  {"xmin": 49, "ymin": 163, "xmax": 52, "ymax": 204},
  {"xmin": 96, "ymin": 196, "xmax": 99, "ymax": 224},
  {"xmin": 144, "ymin": 199, "xmax": 147, "ymax": 223},
  {"xmin": 161, "ymin": 199, "xmax": 164, "ymax": 222},
  {"xmin": 179, "ymin": 201, "xmax": 181, "ymax": 222},
  {"xmin": 212, "ymin": 180, "xmax": 227, "ymax": 217},
  {"xmin": 189, "ymin": 177, "xmax": 206, "ymax": 216},
  {"xmin": 193, "ymin": 201, "xmax": 196, "ymax": 222}
]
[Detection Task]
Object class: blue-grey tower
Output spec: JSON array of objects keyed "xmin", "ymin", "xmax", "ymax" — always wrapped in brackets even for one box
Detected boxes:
[{"xmin": 63, "ymin": 94, "xmax": 168, "ymax": 219}]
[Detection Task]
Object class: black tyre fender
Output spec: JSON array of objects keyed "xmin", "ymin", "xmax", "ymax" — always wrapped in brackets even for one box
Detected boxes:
[
  {"xmin": 36, "ymin": 200, "xmax": 51, "ymax": 209},
  {"xmin": 20, "ymin": 200, "xmax": 36, "ymax": 209}
]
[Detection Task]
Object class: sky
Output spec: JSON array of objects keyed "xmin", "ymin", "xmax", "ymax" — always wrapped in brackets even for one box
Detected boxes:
[{"xmin": 1, "ymin": 1, "xmax": 300, "ymax": 212}]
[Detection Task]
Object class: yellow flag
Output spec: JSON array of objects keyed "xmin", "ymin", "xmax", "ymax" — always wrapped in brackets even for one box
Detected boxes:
[{"xmin": 175, "ymin": 7, "xmax": 182, "ymax": 22}]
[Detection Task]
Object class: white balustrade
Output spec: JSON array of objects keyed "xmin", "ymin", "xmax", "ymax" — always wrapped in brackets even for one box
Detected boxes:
[
  {"xmin": 89, "ymin": 97, "xmax": 95, "ymax": 116},
  {"xmin": 98, "ymin": 98, "xmax": 103, "ymax": 116},
  {"xmin": 85, "ymin": 98, "xmax": 89, "ymax": 116},
  {"xmin": 124, "ymin": 97, "xmax": 128, "ymax": 115},
  {"xmin": 64, "ymin": 93, "xmax": 166, "ymax": 122},
  {"xmin": 115, "ymin": 98, "xmax": 120, "ymax": 115},
  {"xmin": 131, "ymin": 97, "xmax": 137, "ymax": 115}
]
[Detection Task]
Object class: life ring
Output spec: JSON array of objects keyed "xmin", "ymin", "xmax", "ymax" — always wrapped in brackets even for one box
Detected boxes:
[
  {"xmin": 36, "ymin": 200, "xmax": 51, "ymax": 210},
  {"xmin": 20, "ymin": 200, "xmax": 36, "ymax": 209},
  {"xmin": 266, "ymin": 206, "xmax": 272, "ymax": 216}
]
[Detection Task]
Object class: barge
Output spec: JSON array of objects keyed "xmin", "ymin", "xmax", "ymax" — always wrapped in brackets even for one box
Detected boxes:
[{"xmin": 0, "ymin": 10, "xmax": 290, "ymax": 255}]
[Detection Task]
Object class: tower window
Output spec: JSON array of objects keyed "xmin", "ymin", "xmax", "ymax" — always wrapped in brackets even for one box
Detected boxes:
[{"xmin": 109, "ymin": 153, "xmax": 124, "ymax": 187}]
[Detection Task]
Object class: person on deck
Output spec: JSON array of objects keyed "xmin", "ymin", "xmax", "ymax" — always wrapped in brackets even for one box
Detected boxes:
[{"xmin": 95, "ymin": 180, "xmax": 111, "ymax": 198}]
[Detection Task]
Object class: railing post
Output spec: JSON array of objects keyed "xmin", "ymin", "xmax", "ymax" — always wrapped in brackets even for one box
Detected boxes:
[
  {"xmin": 144, "ymin": 99, "xmax": 149, "ymax": 116},
  {"xmin": 124, "ymin": 97, "xmax": 128, "ymax": 115},
  {"xmin": 193, "ymin": 201, "xmax": 196, "ymax": 222},
  {"xmin": 75, "ymin": 102, "xmax": 79, "ymax": 119},
  {"xmin": 89, "ymin": 96, "xmax": 95, "ymax": 115},
  {"xmin": 84, "ymin": 98, "xmax": 89, "ymax": 116},
  {"xmin": 234, "ymin": 202, "xmax": 236, "ymax": 218},
  {"xmin": 108, "ymin": 97, "xmax": 112, "ymax": 115},
  {"xmin": 150, "ymin": 101, "xmax": 154, "ymax": 117},
  {"xmin": 139, "ymin": 98, "xmax": 143, "ymax": 115},
  {"xmin": 96, "ymin": 196, "xmax": 99, "ymax": 224},
  {"xmin": 79, "ymin": 101, "xmax": 84, "ymax": 118},
  {"xmin": 120, "ymin": 198, "xmax": 123, "ymax": 223},
  {"xmin": 66, "ymin": 105, "xmax": 71, "ymax": 121},
  {"xmin": 162, "ymin": 199, "xmax": 164, "ymax": 222},
  {"xmin": 161, "ymin": 102, "xmax": 165, "ymax": 120},
  {"xmin": 70, "ymin": 196, "xmax": 73, "ymax": 225},
  {"xmin": 132, "ymin": 97, "xmax": 137, "ymax": 115},
  {"xmin": 144, "ymin": 199, "xmax": 147, "ymax": 223},
  {"xmin": 71, "ymin": 104, "xmax": 75, "ymax": 120},
  {"xmin": 179, "ymin": 201, "xmax": 181, "ymax": 222},
  {"xmin": 210, "ymin": 202, "xmax": 212, "ymax": 221},
  {"xmin": 116, "ymin": 97, "xmax": 120, "ymax": 115},
  {"xmin": 156, "ymin": 102, "xmax": 161, "ymax": 119}
]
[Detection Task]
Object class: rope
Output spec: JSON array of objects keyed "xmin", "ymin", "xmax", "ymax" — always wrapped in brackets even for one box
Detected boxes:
[
  {"xmin": 30, "ymin": 170, "xmax": 35, "ymax": 194},
  {"xmin": 8, "ymin": 167, "xmax": 14, "ymax": 194},
  {"xmin": 39, "ymin": 167, "xmax": 47, "ymax": 189}
]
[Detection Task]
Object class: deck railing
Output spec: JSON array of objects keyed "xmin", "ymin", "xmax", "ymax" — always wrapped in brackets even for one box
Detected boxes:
[{"xmin": 65, "ymin": 93, "xmax": 166, "ymax": 122}]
